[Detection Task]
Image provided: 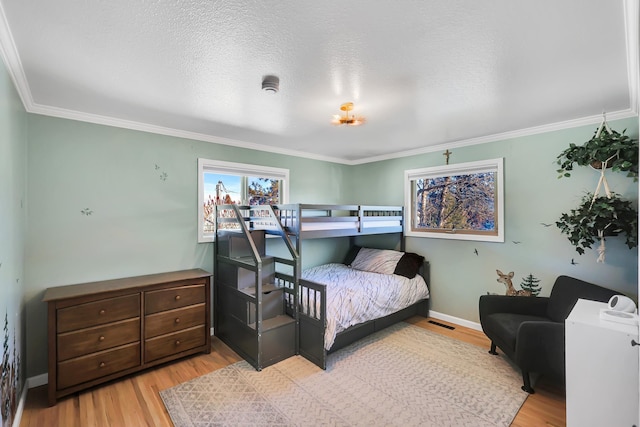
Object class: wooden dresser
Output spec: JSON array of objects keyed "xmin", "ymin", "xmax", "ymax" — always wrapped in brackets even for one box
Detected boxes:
[{"xmin": 43, "ymin": 269, "xmax": 211, "ymax": 406}]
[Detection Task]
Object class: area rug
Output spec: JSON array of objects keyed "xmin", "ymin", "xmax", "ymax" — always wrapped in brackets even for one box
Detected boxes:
[{"xmin": 160, "ymin": 322, "xmax": 528, "ymax": 427}]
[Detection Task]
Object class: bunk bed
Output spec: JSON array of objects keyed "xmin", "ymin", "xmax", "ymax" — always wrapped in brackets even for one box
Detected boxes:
[
  {"xmin": 213, "ymin": 204, "xmax": 430, "ymax": 371},
  {"xmin": 275, "ymin": 204, "xmax": 430, "ymax": 370}
]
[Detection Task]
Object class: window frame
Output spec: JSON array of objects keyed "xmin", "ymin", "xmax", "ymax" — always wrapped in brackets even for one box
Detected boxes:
[
  {"xmin": 198, "ymin": 158, "xmax": 289, "ymax": 242},
  {"xmin": 404, "ymin": 158, "xmax": 504, "ymax": 242}
]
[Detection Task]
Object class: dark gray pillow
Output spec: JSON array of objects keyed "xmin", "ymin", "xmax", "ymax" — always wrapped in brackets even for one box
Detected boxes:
[{"xmin": 393, "ymin": 252, "xmax": 424, "ymax": 279}]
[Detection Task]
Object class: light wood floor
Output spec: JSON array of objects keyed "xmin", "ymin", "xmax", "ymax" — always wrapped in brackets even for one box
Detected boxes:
[{"xmin": 20, "ymin": 317, "xmax": 566, "ymax": 427}]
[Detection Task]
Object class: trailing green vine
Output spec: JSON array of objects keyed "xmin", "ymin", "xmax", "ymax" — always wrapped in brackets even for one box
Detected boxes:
[{"xmin": 556, "ymin": 193, "xmax": 638, "ymax": 255}]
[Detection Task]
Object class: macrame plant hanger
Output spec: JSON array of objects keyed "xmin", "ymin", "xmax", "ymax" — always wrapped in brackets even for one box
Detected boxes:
[{"xmin": 590, "ymin": 113, "xmax": 617, "ymax": 263}]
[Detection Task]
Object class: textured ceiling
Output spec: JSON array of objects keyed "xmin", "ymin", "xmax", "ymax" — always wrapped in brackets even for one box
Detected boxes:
[{"xmin": 0, "ymin": 1, "xmax": 637, "ymax": 164}]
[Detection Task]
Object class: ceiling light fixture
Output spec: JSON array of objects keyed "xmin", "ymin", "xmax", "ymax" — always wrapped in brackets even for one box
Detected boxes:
[
  {"xmin": 331, "ymin": 102, "xmax": 366, "ymax": 126},
  {"xmin": 261, "ymin": 75, "xmax": 280, "ymax": 93}
]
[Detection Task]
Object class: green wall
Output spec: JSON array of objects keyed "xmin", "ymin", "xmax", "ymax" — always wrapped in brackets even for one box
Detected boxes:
[
  {"xmin": 24, "ymin": 114, "xmax": 351, "ymax": 376},
  {"xmin": 0, "ymin": 58, "xmax": 27, "ymax": 424},
  {"xmin": 349, "ymin": 118, "xmax": 639, "ymax": 322}
]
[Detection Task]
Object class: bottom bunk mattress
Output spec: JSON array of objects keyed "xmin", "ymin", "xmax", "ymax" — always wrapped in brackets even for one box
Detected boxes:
[{"xmin": 301, "ymin": 263, "xmax": 430, "ymax": 350}]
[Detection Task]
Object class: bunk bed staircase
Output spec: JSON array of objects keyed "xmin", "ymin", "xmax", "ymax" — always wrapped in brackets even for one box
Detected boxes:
[{"xmin": 214, "ymin": 204, "xmax": 300, "ymax": 371}]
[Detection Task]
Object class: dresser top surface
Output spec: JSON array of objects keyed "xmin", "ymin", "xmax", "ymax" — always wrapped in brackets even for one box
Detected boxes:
[{"xmin": 43, "ymin": 269, "xmax": 211, "ymax": 302}]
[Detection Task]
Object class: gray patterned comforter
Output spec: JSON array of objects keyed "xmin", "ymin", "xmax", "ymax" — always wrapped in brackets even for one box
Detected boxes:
[{"xmin": 301, "ymin": 263, "xmax": 430, "ymax": 350}]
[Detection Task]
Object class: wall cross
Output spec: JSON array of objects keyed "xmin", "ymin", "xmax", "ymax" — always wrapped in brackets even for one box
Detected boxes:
[{"xmin": 443, "ymin": 149, "xmax": 452, "ymax": 165}]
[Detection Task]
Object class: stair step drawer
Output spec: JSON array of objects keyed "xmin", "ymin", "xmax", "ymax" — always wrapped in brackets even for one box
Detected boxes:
[
  {"xmin": 57, "ymin": 343, "xmax": 140, "ymax": 390},
  {"xmin": 218, "ymin": 230, "xmax": 266, "ymax": 257},
  {"xmin": 218, "ymin": 259, "xmax": 275, "ymax": 290},
  {"xmin": 144, "ymin": 325, "xmax": 206, "ymax": 363},
  {"xmin": 145, "ymin": 284, "xmax": 205, "ymax": 314},
  {"xmin": 145, "ymin": 304, "xmax": 206, "ymax": 338},
  {"xmin": 57, "ymin": 318, "xmax": 141, "ymax": 361},
  {"xmin": 57, "ymin": 294, "xmax": 140, "ymax": 333},
  {"xmin": 246, "ymin": 288, "xmax": 285, "ymax": 324}
]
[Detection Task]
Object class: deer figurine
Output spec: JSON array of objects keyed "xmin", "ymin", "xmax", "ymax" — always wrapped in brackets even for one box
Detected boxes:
[{"xmin": 496, "ymin": 270, "xmax": 532, "ymax": 297}]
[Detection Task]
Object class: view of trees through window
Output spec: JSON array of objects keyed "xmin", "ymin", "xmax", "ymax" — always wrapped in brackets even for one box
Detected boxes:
[
  {"xmin": 248, "ymin": 177, "xmax": 280, "ymax": 205},
  {"xmin": 413, "ymin": 171, "xmax": 496, "ymax": 233}
]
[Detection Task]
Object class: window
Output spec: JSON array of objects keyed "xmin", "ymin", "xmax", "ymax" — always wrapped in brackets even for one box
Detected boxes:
[
  {"xmin": 404, "ymin": 158, "xmax": 504, "ymax": 242},
  {"xmin": 198, "ymin": 159, "xmax": 289, "ymax": 242}
]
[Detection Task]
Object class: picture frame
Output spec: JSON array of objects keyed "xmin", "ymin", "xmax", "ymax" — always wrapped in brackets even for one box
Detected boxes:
[{"xmin": 404, "ymin": 158, "xmax": 504, "ymax": 242}]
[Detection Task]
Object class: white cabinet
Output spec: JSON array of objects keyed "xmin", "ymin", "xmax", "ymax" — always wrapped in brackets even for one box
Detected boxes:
[{"xmin": 566, "ymin": 299, "xmax": 639, "ymax": 427}]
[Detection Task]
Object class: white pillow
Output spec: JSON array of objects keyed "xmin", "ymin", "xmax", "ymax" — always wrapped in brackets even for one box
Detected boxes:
[{"xmin": 350, "ymin": 248, "xmax": 404, "ymax": 275}]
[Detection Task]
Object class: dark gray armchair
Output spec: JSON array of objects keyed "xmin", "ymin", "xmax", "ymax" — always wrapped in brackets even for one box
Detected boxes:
[{"xmin": 479, "ymin": 275, "xmax": 618, "ymax": 393}]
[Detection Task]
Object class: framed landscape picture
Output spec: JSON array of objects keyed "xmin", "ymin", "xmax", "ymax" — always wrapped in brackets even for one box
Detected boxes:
[{"xmin": 404, "ymin": 158, "xmax": 504, "ymax": 242}]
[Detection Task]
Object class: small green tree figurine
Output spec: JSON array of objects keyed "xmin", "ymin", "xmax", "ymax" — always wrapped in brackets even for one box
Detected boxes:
[{"xmin": 520, "ymin": 274, "xmax": 541, "ymax": 296}]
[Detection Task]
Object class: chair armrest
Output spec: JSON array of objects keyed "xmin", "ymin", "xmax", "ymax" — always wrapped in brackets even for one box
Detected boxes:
[
  {"xmin": 515, "ymin": 321, "xmax": 565, "ymax": 379},
  {"xmin": 479, "ymin": 295, "xmax": 550, "ymax": 320}
]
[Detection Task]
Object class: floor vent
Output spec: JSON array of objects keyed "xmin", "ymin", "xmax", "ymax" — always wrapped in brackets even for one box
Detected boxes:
[{"xmin": 428, "ymin": 320, "xmax": 455, "ymax": 330}]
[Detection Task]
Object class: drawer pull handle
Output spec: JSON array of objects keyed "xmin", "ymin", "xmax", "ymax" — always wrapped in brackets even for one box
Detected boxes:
[
  {"xmin": 99, "ymin": 362, "xmax": 106, "ymax": 368},
  {"xmin": 175, "ymin": 340, "xmax": 181, "ymax": 346},
  {"xmin": 175, "ymin": 295, "xmax": 181, "ymax": 301},
  {"xmin": 174, "ymin": 318, "xmax": 180, "ymax": 324},
  {"xmin": 99, "ymin": 309, "xmax": 106, "ymax": 315},
  {"xmin": 99, "ymin": 336, "xmax": 105, "ymax": 342}
]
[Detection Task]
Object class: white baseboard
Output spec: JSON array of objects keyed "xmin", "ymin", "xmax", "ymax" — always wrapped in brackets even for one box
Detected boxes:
[
  {"xmin": 11, "ymin": 384, "xmax": 28, "ymax": 427},
  {"xmin": 27, "ymin": 373, "xmax": 48, "ymax": 388},
  {"xmin": 429, "ymin": 310, "xmax": 482, "ymax": 332}
]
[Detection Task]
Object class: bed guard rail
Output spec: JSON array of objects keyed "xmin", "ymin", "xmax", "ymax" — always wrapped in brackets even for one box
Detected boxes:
[
  {"xmin": 296, "ymin": 277, "xmax": 328, "ymax": 369},
  {"xmin": 274, "ymin": 204, "xmax": 404, "ymax": 239}
]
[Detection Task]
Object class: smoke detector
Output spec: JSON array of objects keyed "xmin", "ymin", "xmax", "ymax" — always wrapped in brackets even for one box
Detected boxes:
[{"xmin": 262, "ymin": 75, "xmax": 280, "ymax": 93}]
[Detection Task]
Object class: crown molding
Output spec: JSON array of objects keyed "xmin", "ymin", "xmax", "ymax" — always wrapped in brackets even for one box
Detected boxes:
[
  {"xmin": 26, "ymin": 102, "xmax": 349, "ymax": 165},
  {"xmin": 350, "ymin": 109, "xmax": 639, "ymax": 165},
  {"xmin": 27, "ymin": 104, "xmax": 638, "ymax": 167}
]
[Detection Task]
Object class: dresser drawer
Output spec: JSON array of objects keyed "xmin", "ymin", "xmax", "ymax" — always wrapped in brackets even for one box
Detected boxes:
[
  {"xmin": 145, "ymin": 303, "xmax": 205, "ymax": 338},
  {"xmin": 57, "ymin": 342, "xmax": 140, "ymax": 390},
  {"xmin": 57, "ymin": 318, "xmax": 141, "ymax": 361},
  {"xmin": 144, "ymin": 325, "xmax": 205, "ymax": 362},
  {"xmin": 57, "ymin": 294, "xmax": 140, "ymax": 333},
  {"xmin": 145, "ymin": 284, "xmax": 205, "ymax": 314}
]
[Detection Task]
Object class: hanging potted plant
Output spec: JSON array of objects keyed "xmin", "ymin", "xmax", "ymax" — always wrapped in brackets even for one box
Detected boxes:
[
  {"xmin": 556, "ymin": 192, "xmax": 638, "ymax": 259},
  {"xmin": 556, "ymin": 125, "xmax": 638, "ymax": 181}
]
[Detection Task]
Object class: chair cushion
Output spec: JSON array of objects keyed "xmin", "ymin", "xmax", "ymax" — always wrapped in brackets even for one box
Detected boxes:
[
  {"xmin": 482, "ymin": 313, "xmax": 549, "ymax": 352},
  {"xmin": 546, "ymin": 276, "xmax": 618, "ymax": 322}
]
